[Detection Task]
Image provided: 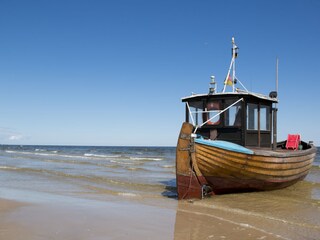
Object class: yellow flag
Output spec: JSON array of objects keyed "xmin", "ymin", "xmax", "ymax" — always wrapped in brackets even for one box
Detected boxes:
[{"xmin": 225, "ymin": 75, "xmax": 233, "ymax": 86}]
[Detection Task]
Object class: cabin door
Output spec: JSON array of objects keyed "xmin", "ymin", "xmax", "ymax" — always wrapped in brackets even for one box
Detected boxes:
[{"xmin": 245, "ymin": 103, "xmax": 272, "ymax": 147}]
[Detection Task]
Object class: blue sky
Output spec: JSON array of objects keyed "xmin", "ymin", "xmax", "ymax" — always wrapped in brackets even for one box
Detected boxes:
[{"xmin": 0, "ymin": 0, "xmax": 319, "ymax": 146}]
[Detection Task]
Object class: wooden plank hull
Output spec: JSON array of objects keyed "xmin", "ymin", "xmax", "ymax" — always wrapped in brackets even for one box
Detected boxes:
[
  {"xmin": 195, "ymin": 143, "xmax": 316, "ymax": 194},
  {"xmin": 176, "ymin": 122, "xmax": 317, "ymax": 199}
]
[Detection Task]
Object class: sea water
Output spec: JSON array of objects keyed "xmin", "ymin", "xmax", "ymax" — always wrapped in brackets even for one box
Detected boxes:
[{"xmin": 0, "ymin": 145, "xmax": 177, "ymax": 201}]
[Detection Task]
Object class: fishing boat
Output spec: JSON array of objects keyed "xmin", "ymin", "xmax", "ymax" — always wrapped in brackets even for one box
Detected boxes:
[{"xmin": 176, "ymin": 38, "xmax": 316, "ymax": 200}]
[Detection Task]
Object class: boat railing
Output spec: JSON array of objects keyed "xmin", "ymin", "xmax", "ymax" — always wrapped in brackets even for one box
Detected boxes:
[{"xmin": 187, "ymin": 98, "xmax": 244, "ymax": 134}]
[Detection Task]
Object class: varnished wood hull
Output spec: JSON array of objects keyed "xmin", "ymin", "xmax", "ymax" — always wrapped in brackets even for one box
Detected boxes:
[
  {"xmin": 176, "ymin": 122, "xmax": 317, "ymax": 199},
  {"xmin": 195, "ymin": 143, "xmax": 316, "ymax": 194}
]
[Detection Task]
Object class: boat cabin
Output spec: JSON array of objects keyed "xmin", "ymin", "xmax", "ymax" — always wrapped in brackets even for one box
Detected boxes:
[{"xmin": 182, "ymin": 91, "xmax": 278, "ymax": 148}]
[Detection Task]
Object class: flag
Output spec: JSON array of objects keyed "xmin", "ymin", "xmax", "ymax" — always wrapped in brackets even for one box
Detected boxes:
[{"xmin": 225, "ymin": 75, "xmax": 233, "ymax": 86}]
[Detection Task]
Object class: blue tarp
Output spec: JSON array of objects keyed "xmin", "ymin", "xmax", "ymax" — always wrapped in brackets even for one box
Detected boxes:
[{"xmin": 195, "ymin": 138, "xmax": 254, "ymax": 155}]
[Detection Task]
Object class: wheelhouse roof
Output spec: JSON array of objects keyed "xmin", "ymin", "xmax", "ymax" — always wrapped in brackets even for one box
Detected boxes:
[{"xmin": 181, "ymin": 90, "xmax": 278, "ymax": 103}]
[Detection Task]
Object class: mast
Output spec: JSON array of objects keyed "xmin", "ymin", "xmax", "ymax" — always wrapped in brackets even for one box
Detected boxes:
[
  {"xmin": 272, "ymin": 58, "xmax": 279, "ymax": 150},
  {"xmin": 232, "ymin": 37, "xmax": 236, "ymax": 93},
  {"xmin": 276, "ymin": 58, "xmax": 279, "ymax": 94},
  {"xmin": 222, "ymin": 37, "xmax": 238, "ymax": 93}
]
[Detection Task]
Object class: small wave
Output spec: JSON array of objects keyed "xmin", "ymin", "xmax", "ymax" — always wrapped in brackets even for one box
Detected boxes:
[
  {"xmin": 110, "ymin": 160, "xmax": 137, "ymax": 165},
  {"xmin": 126, "ymin": 167, "xmax": 148, "ymax": 172},
  {"xmin": 35, "ymin": 149, "xmax": 58, "ymax": 153},
  {"xmin": 129, "ymin": 157, "xmax": 163, "ymax": 161},
  {"xmin": 84, "ymin": 153, "xmax": 120, "ymax": 158},
  {"xmin": 117, "ymin": 192, "xmax": 140, "ymax": 197},
  {"xmin": 4, "ymin": 150, "xmax": 116, "ymax": 160},
  {"xmin": 5, "ymin": 150, "xmax": 27, "ymax": 154},
  {"xmin": 5, "ymin": 150, "xmax": 57, "ymax": 157},
  {"xmin": 0, "ymin": 166, "xmax": 19, "ymax": 170},
  {"xmin": 3, "ymin": 150, "xmax": 163, "ymax": 163},
  {"xmin": 34, "ymin": 152, "xmax": 58, "ymax": 157},
  {"xmin": 161, "ymin": 165, "xmax": 175, "ymax": 168}
]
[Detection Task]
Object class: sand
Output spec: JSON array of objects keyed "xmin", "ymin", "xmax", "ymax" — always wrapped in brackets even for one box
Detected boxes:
[
  {"xmin": 0, "ymin": 199, "xmax": 34, "ymax": 239},
  {"xmin": 2, "ymin": 196, "xmax": 319, "ymax": 240},
  {"xmin": 0, "ymin": 197, "xmax": 176, "ymax": 240}
]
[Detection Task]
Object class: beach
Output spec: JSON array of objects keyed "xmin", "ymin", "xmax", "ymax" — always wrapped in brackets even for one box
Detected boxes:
[
  {"xmin": 0, "ymin": 197, "xmax": 175, "ymax": 240},
  {"xmin": 0, "ymin": 145, "xmax": 319, "ymax": 239}
]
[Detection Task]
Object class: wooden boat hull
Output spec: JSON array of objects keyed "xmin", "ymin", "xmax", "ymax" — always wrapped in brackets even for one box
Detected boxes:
[{"xmin": 176, "ymin": 122, "xmax": 317, "ymax": 199}]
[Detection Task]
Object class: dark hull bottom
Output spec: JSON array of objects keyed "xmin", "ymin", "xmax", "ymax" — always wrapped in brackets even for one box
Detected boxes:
[
  {"xmin": 176, "ymin": 174, "xmax": 207, "ymax": 199},
  {"xmin": 177, "ymin": 174, "xmax": 307, "ymax": 196}
]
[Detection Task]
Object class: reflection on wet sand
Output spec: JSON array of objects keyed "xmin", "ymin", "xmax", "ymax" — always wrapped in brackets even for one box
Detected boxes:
[
  {"xmin": 174, "ymin": 181, "xmax": 320, "ymax": 240},
  {"xmin": 174, "ymin": 202, "xmax": 289, "ymax": 240}
]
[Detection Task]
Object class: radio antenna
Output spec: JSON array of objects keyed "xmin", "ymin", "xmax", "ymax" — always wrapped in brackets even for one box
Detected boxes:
[{"xmin": 272, "ymin": 57, "xmax": 279, "ymax": 150}]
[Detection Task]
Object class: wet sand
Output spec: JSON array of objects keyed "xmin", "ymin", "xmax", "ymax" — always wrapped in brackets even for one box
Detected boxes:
[
  {"xmin": 1, "ymin": 192, "xmax": 319, "ymax": 240},
  {"xmin": 0, "ymin": 199, "xmax": 34, "ymax": 239},
  {"xmin": 175, "ymin": 199, "xmax": 320, "ymax": 240},
  {"xmin": 0, "ymin": 197, "xmax": 176, "ymax": 240}
]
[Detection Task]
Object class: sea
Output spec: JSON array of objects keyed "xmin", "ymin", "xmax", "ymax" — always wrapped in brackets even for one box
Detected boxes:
[
  {"xmin": 0, "ymin": 145, "xmax": 177, "ymax": 201},
  {"xmin": 0, "ymin": 145, "xmax": 319, "ymax": 239}
]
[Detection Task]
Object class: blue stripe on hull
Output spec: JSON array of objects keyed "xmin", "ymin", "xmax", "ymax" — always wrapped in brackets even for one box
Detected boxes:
[{"xmin": 195, "ymin": 138, "xmax": 254, "ymax": 155}]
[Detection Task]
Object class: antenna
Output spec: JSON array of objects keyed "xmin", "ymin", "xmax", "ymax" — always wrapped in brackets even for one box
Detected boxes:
[
  {"xmin": 272, "ymin": 57, "xmax": 279, "ymax": 150},
  {"xmin": 276, "ymin": 57, "xmax": 279, "ymax": 95}
]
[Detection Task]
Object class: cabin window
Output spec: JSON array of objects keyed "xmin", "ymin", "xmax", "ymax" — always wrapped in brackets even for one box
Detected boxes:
[
  {"xmin": 204, "ymin": 101, "xmax": 220, "ymax": 125},
  {"xmin": 225, "ymin": 100, "xmax": 242, "ymax": 127},
  {"xmin": 247, "ymin": 103, "xmax": 271, "ymax": 131},
  {"xmin": 187, "ymin": 101, "xmax": 203, "ymax": 125},
  {"xmin": 260, "ymin": 105, "xmax": 270, "ymax": 130},
  {"xmin": 247, "ymin": 103, "xmax": 258, "ymax": 130}
]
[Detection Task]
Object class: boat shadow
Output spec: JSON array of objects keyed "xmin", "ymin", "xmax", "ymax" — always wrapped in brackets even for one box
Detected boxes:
[{"xmin": 160, "ymin": 179, "xmax": 177, "ymax": 199}]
